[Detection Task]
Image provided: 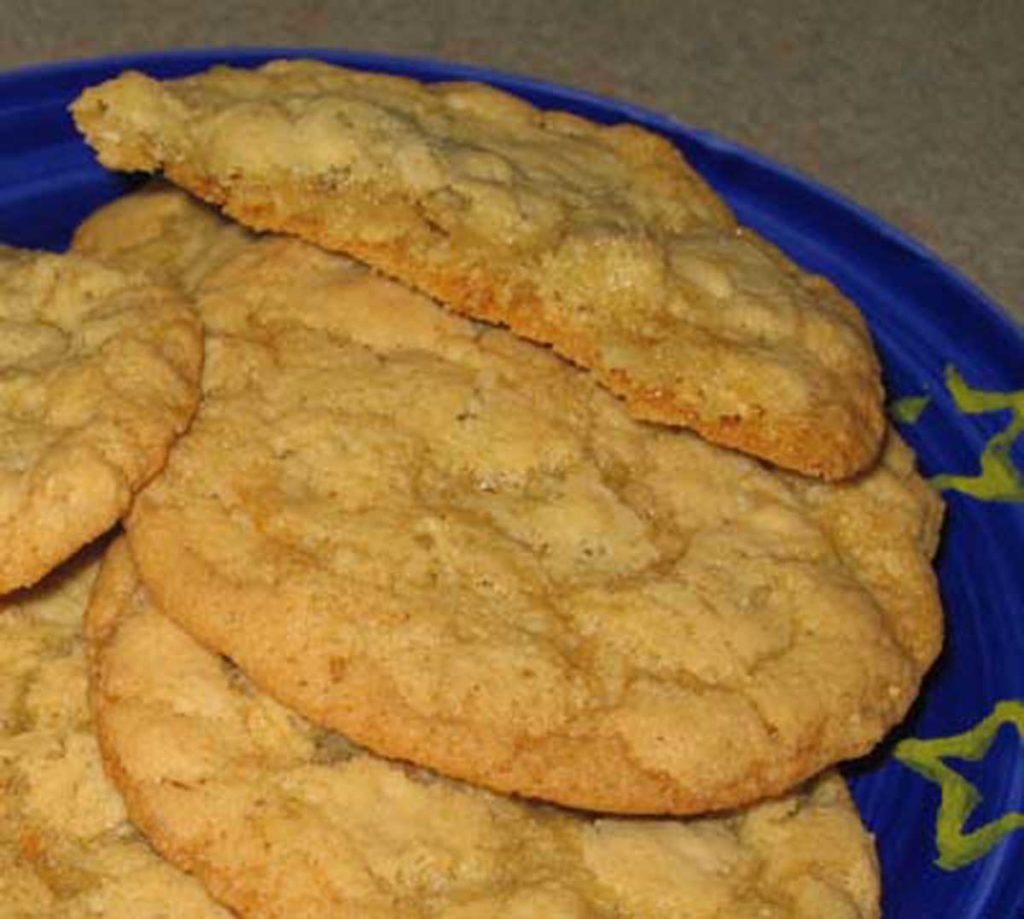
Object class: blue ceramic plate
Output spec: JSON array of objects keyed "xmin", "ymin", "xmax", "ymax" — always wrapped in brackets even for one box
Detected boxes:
[{"xmin": 2, "ymin": 49, "xmax": 1022, "ymax": 916}]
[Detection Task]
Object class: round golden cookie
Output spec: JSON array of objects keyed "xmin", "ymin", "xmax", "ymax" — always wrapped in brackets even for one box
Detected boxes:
[
  {"xmin": 88, "ymin": 539, "xmax": 881, "ymax": 918},
  {"xmin": 0, "ymin": 246, "xmax": 203, "ymax": 593},
  {"xmin": 124, "ymin": 235, "xmax": 943, "ymax": 815},
  {"xmin": 0, "ymin": 541, "xmax": 229, "ymax": 918}
]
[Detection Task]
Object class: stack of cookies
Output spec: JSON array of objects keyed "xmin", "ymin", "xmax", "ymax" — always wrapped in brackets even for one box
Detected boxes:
[{"xmin": 0, "ymin": 60, "xmax": 944, "ymax": 916}]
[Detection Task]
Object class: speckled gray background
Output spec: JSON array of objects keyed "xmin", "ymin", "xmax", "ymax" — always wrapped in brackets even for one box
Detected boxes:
[{"xmin": 3, "ymin": 0, "xmax": 1021, "ymax": 323}]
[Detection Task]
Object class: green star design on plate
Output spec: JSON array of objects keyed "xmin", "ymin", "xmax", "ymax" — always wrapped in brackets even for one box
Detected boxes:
[
  {"xmin": 894, "ymin": 700, "xmax": 1024, "ymax": 870},
  {"xmin": 890, "ymin": 366, "xmax": 1024, "ymax": 502}
]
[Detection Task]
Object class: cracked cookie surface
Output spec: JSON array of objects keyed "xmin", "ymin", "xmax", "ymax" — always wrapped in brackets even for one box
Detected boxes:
[
  {"xmin": 121, "ymin": 231, "xmax": 942, "ymax": 814},
  {"xmin": 72, "ymin": 59, "xmax": 885, "ymax": 479},
  {"xmin": 0, "ymin": 246, "xmax": 202, "ymax": 593},
  {"xmin": 88, "ymin": 539, "xmax": 881, "ymax": 918},
  {"xmin": 0, "ymin": 543, "xmax": 229, "ymax": 918},
  {"xmin": 72, "ymin": 181, "xmax": 253, "ymax": 295}
]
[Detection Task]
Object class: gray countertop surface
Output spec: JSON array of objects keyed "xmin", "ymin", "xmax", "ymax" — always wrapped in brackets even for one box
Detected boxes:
[{"xmin": 3, "ymin": 0, "xmax": 1021, "ymax": 326}]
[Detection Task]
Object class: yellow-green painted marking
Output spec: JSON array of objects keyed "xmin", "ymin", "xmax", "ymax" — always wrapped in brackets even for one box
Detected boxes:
[
  {"xmin": 890, "ymin": 394, "xmax": 931, "ymax": 424},
  {"xmin": 930, "ymin": 366, "xmax": 1024, "ymax": 502},
  {"xmin": 894, "ymin": 700, "xmax": 1024, "ymax": 870}
]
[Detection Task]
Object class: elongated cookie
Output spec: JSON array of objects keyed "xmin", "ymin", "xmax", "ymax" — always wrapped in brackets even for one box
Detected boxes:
[
  {"xmin": 0, "ymin": 246, "xmax": 202, "ymax": 593},
  {"xmin": 88, "ymin": 539, "xmax": 881, "ymax": 918},
  {"xmin": 72, "ymin": 60, "xmax": 884, "ymax": 479},
  {"xmin": 124, "ymin": 234, "xmax": 942, "ymax": 815},
  {"xmin": 0, "ymin": 542, "xmax": 229, "ymax": 918}
]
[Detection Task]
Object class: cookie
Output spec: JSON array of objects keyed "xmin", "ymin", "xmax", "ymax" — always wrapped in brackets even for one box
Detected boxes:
[
  {"xmin": 72, "ymin": 60, "xmax": 885, "ymax": 480},
  {"xmin": 0, "ymin": 246, "xmax": 202, "ymax": 593},
  {"xmin": 0, "ymin": 542, "xmax": 229, "ymax": 918},
  {"xmin": 124, "ymin": 234, "xmax": 942, "ymax": 815},
  {"xmin": 87, "ymin": 538, "xmax": 881, "ymax": 918},
  {"xmin": 72, "ymin": 180, "xmax": 254, "ymax": 294}
]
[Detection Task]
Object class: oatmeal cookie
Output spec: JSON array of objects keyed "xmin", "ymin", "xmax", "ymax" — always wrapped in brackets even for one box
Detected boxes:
[
  {"xmin": 0, "ymin": 246, "xmax": 202, "ymax": 593},
  {"xmin": 88, "ymin": 539, "xmax": 881, "ymax": 918},
  {"xmin": 0, "ymin": 542, "xmax": 228, "ymax": 918},
  {"xmin": 72, "ymin": 60, "xmax": 885, "ymax": 479},
  {"xmin": 124, "ymin": 236, "xmax": 942, "ymax": 814}
]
